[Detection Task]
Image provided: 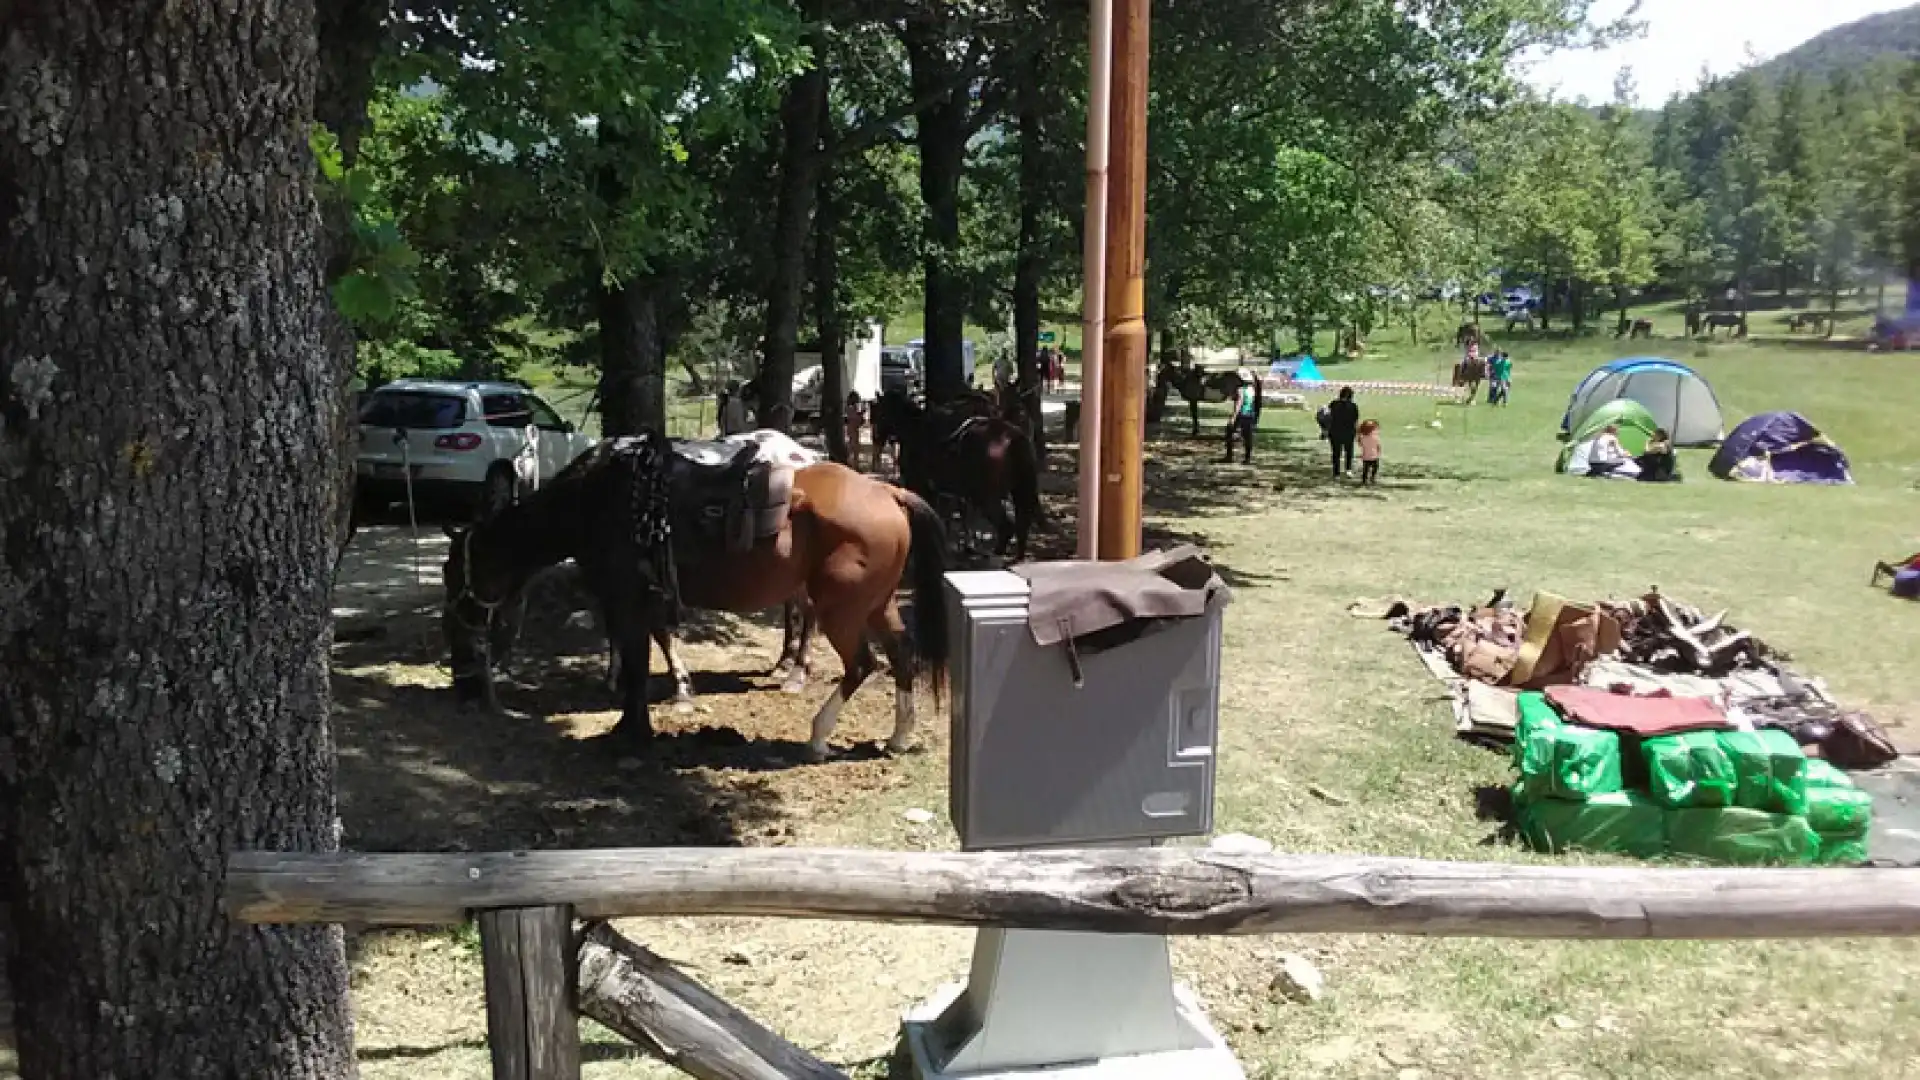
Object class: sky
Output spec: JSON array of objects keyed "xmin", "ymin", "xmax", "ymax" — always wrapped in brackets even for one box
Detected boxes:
[{"xmin": 1522, "ymin": 0, "xmax": 1918, "ymax": 106}]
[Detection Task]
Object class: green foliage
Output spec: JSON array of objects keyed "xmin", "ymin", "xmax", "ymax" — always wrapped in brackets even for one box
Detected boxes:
[{"xmin": 312, "ymin": 122, "xmax": 420, "ymax": 334}]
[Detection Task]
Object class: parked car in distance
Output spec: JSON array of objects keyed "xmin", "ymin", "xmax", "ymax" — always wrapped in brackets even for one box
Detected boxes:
[
  {"xmin": 355, "ymin": 379, "xmax": 596, "ymax": 518},
  {"xmin": 880, "ymin": 346, "xmax": 923, "ymax": 398}
]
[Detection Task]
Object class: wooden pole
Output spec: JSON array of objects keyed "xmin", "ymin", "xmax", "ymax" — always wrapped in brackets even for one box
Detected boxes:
[
  {"xmin": 1075, "ymin": 0, "xmax": 1113, "ymax": 559},
  {"xmin": 229, "ymin": 848, "xmax": 1920, "ymax": 941},
  {"xmin": 1096, "ymin": 0, "xmax": 1149, "ymax": 560},
  {"xmin": 577, "ymin": 922, "xmax": 849, "ymax": 1080},
  {"xmin": 478, "ymin": 905, "xmax": 582, "ymax": 1080}
]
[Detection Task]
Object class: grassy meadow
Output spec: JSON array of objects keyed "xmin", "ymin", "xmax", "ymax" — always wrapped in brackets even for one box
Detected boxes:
[{"xmin": 343, "ymin": 308, "xmax": 1920, "ymax": 1079}]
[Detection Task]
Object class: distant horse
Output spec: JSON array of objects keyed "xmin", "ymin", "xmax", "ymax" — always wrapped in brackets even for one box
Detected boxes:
[
  {"xmin": 443, "ymin": 435, "xmax": 951, "ymax": 760},
  {"xmin": 1702, "ymin": 312, "xmax": 1746, "ymax": 338},
  {"xmin": 1684, "ymin": 306, "xmax": 1704, "ymax": 337},
  {"xmin": 1618, "ymin": 317, "xmax": 1654, "ymax": 339},
  {"xmin": 874, "ymin": 393, "xmax": 1042, "ymax": 563},
  {"xmin": 1156, "ymin": 364, "xmax": 1244, "ymax": 438},
  {"xmin": 1504, "ymin": 310, "xmax": 1537, "ymax": 334}
]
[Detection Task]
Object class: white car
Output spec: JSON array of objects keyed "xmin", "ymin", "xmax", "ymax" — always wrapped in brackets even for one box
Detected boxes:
[{"xmin": 355, "ymin": 379, "xmax": 596, "ymax": 518}]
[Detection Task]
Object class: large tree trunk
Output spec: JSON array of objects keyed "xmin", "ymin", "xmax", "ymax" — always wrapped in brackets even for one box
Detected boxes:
[
  {"xmin": 1013, "ymin": 47, "xmax": 1048, "ymax": 459},
  {"xmin": 905, "ymin": 30, "xmax": 972, "ymax": 401},
  {"xmin": 756, "ymin": 32, "xmax": 827, "ymax": 434},
  {"xmin": 316, "ymin": 0, "xmax": 388, "ymax": 557},
  {"xmin": 600, "ymin": 277, "xmax": 669, "ymax": 437},
  {"xmin": 816, "ymin": 166, "xmax": 851, "ymax": 464},
  {"xmin": 0, "ymin": 3, "xmax": 355, "ymax": 1077}
]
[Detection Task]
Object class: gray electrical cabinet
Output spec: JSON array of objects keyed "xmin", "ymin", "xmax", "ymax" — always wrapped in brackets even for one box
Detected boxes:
[{"xmin": 944, "ymin": 565, "xmax": 1226, "ymax": 851}]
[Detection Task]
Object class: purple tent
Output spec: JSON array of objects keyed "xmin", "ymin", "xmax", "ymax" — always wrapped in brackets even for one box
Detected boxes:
[{"xmin": 1708, "ymin": 412, "xmax": 1853, "ymax": 485}]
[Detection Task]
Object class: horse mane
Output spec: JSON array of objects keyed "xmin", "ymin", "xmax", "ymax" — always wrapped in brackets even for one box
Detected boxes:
[{"xmin": 464, "ymin": 434, "xmax": 675, "ymax": 589}]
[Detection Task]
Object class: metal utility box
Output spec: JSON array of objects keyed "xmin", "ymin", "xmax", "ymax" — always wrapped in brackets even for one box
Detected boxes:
[{"xmin": 944, "ymin": 567, "xmax": 1225, "ymax": 851}]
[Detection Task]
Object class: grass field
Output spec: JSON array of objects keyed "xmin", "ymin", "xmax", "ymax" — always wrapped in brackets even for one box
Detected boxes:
[{"xmin": 341, "ymin": 317, "xmax": 1920, "ymax": 1079}]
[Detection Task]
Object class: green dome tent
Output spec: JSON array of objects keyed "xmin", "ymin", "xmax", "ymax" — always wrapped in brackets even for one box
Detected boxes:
[{"xmin": 1558, "ymin": 399, "xmax": 1660, "ymax": 474}]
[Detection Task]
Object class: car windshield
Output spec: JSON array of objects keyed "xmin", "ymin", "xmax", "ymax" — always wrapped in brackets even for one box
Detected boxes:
[{"xmin": 359, "ymin": 391, "xmax": 466, "ymax": 430}]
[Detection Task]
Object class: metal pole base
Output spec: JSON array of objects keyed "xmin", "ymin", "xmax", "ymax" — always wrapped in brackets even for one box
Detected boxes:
[{"xmin": 900, "ymin": 929, "xmax": 1244, "ymax": 1080}]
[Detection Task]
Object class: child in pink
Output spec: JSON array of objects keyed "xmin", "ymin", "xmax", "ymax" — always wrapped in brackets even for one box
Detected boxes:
[{"xmin": 1357, "ymin": 419, "xmax": 1382, "ymax": 485}]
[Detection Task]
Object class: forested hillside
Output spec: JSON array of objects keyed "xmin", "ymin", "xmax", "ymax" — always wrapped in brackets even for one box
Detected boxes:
[{"xmin": 1757, "ymin": 4, "xmax": 1920, "ymax": 81}]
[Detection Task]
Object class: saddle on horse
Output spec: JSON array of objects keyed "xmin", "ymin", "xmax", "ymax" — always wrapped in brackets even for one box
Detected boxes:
[{"xmin": 666, "ymin": 438, "xmax": 795, "ymax": 554}]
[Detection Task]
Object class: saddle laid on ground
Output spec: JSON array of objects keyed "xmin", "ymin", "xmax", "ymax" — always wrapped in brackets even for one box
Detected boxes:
[{"xmin": 665, "ymin": 437, "xmax": 797, "ymax": 553}]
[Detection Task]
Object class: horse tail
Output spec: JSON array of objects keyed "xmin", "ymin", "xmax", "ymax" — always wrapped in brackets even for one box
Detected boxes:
[{"xmin": 895, "ymin": 488, "xmax": 950, "ymax": 700}]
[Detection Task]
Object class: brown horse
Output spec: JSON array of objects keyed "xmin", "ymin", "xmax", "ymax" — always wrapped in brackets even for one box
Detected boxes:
[
  {"xmin": 444, "ymin": 437, "xmax": 950, "ymax": 760},
  {"xmin": 873, "ymin": 392, "xmax": 1042, "ymax": 563}
]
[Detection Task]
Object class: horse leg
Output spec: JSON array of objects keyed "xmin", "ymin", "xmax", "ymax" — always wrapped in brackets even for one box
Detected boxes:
[
  {"xmin": 771, "ymin": 600, "xmax": 813, "ymax": 690},
  {"xmin": 653, "ymin": 625, "xmax": 696, "ymax": 714},
  {"xmin": 805, "ymin": 610, "xmax": 876, "ymax": 762},
  {"xmin": 605, "ymin": 606, "xmax": 656, "ymax": 742},
  {"xmin": 776, "ymin": 602, "xmax": 816, "ymax": 695},
  {"xmin": 870, "ymin": 601, "xmax": 919, "ymax": 754},
  {"xmin": 986, "ymin": 495, "xmax": 1015, "ymax": 562}
]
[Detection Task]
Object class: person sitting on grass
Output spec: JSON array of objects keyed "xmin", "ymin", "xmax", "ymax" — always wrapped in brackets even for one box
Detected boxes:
[
  {"xmin": 1634, "ymin": 427, "xmax": 1678, "ymax": 482},
  {"xmin": 1357, "ymin": 419, "xmax": 1383, "ymax": 486},
  {"xmin": 1585, "ymin": 424, "xmax": 1639, "ymax": 479}
]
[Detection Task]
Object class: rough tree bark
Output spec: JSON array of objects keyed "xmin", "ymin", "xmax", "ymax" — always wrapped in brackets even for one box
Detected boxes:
[
  {"xmin": 599, "ymin": 277, "xmax": 670, "ymax": 437},
  {"xmin": 756, "ymin": 16, "xmax": 829, "ymax": 435},
  {"xmin": 1013, "ymin": 45, "xmax": 1048, "ymax": 458},
  {"xmin": 0, "ymin": 2, "xmax": 356, "ymax": 1077},
  {"xmin": 594, "ymin": 118, "xmax": 669, "ymax": 438},
  {"xmin": 317, "ymin": 0, "xmax": 388, "ymax": 552},
  {"xmin": 904, "ymin": 28, "xmax": 973, "ymax": 402},
  {"xmin": 816, "ymin": 167, "xmax": 850, "ymax": 464}
]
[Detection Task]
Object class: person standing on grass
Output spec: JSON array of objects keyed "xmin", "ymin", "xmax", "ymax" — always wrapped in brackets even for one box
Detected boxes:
[
  {"xmin": 1357, "ymin": 419, "xmax": 1383, "ymax": 485},
  {"xmin": 1223, "ymin": 367, "xmax": 1261, "ymax": 464},
  {"xmin": 844, "ymin": 391, "xmax": 867, "ymax": 467},
  {"xmin": 1326, "ymin": 386, "xmax": 1360, "ymax": 477},
  {"xmin": 1488, "ymin": 350, "xmax": 1512, "ymax": 405}
]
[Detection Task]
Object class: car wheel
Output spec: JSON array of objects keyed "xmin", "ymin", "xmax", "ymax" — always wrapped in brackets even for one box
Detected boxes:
[{"xmin": 478, "ymin": 464, "xmax": 519, "ymax": 520}]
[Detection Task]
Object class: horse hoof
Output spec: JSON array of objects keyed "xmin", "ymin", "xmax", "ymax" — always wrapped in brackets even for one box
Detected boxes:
[
  {"xmin": 770, "ymin": 661, "xmax": 796, "ymax": 681},
  {"xmin": 886, "ymin": 739, "xmax": 920, "ymax": 756},
  {"xmin": 673, "ymin": 698, "xmax": 695, "ymax": 716},
  {"xmin": 781, "ymin": 674, "xmax": 808, "ymax": 695},
  {"xmin": 805, "ymin": 742, "xmax": 832, "ymax": 763}
]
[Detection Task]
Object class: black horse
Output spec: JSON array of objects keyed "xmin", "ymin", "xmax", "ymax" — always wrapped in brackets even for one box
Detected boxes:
[
  {"xmin": 442, "ymin": 433, "xmax": 680, "ymax": 741},
  {"xmin": 872, "ymin": 392, "xmax": 1042, "ymax": 564}
]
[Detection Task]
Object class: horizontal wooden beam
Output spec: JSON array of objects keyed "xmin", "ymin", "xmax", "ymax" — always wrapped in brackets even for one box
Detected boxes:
[{"xmin": 227, "ymin": 847, "xmax": 1920, "ymax": 940}]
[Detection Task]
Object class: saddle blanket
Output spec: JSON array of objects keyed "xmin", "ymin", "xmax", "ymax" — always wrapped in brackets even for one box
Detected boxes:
[
  {"xmin": 668, "ymin": 430, "xmax": 820, "ymax": 553},
  {"xmin": 672, "ymin": 429, "xmax": 821, "ymax": 470}
]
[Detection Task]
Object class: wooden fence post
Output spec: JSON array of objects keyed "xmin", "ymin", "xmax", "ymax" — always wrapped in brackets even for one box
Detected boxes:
[{"xmin": 479, "ymin": 905, "xmax": 582, "ymax": 1080}]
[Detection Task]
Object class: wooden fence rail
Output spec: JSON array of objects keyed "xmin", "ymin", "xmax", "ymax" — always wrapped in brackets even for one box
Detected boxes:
[
  {"xmin": 230, "ymin": 846, "xmax": 1920, "ymax": 940},
  {"xmin": 227, "ymin": 848, "xmax": 1920, "ymax": 1079}
]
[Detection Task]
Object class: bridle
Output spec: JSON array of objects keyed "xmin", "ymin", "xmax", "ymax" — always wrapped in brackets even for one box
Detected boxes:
[{"xmin": 450, "ymin": 526, "xmax": 510, "ymax": 638}]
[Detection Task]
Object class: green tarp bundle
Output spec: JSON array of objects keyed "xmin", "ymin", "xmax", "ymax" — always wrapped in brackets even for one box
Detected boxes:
[
  {"xmin": 1719, "ymin": 728, "xmax": 1808, "ymax": 815},
  {"xmin": 1668, "ymin": 807, "xmax": 1820, "ymax": 866},
  {"xmin": 1804, "ymin": 758, "xmax": 1873, "ymax": 864},
  {"xmin": 1513, "ymin": 692, "xmax": 1622, "ymax": 800},
  {"xmin": 1515, "ymin": 787, "xmax": 1667, "ymax": 858},
  {"xmin": 1643, "ymin": 731, "xmax": 1737, "ymax": 808}
]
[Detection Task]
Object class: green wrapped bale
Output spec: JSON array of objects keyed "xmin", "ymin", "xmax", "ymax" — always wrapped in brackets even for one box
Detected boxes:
[
  {"xmin": 1643, "ymin": 731, "xmax": 1737, "ymax": 808},
  {"xmin": 1667, "ymin": 807, "xmax": 1820, "ymax": 866},
  {"xmin": 1719, "ymin": 728, "xmax": 1807, "ymax": 815},
  {"xmin": 1806, "ymin": 785, "xmax": 1874, "ymax": 837},
  {"xmin": 1815, "ymin": 836, "xmax": 1870, "ymax": 866},
  {"xmin": 1512, "ymin": 693, "xmax": 1622, "ymax": 801},
  {"xmin": 1803, "ymin": 758, "xmax": 1853, "ymax": 790},
  {"xmin": 1515, "ymin": 788, "xmax": 1667, "ymax": 859},
  {"xmin": 1799, "ymin": 755, "xmax": 1874, "ymax": 838}
]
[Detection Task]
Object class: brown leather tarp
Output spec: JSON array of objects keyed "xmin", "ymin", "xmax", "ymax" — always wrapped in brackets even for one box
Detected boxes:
[{"xmin": 1014, "ymin": 545, "xmax": 1230, "ymax": 649}]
